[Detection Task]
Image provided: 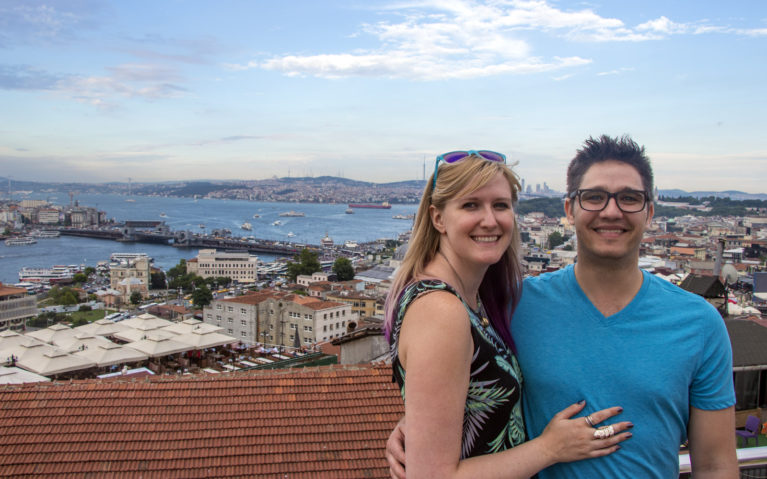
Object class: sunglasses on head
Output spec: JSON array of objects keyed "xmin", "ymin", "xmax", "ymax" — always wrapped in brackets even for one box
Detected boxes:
[{"xmin": 432, "ymin": 150, "xmax": 507, "ymax": 189}]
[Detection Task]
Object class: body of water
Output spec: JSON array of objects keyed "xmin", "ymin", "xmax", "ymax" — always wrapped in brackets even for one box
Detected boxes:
[{"xmin": 0, "ymin": 193, "xmax": 417, "ymax": 284}]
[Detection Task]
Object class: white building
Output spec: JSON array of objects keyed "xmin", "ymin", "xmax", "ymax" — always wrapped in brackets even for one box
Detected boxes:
[
  {"xmin": 188, "ymin": 249, "xmax": 259, "ymax": 284},
  {"xmin": 0, "ymin": 283, "xmax": 36, "ymax": 332},
  {"xmin": 109, "ymin": 254, "xmax": 151, "ymax": 302}
]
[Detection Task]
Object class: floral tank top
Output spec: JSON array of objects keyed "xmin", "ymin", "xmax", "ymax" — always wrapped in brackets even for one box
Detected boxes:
[{"xmin": 389, "ymin": 280, "xmax": 526, "ymax": 458}]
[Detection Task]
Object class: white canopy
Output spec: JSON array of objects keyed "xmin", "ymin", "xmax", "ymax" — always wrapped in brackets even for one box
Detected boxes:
[
  {"xmin": 0, "ymin": 366, "xmax": 51, "ymax": 384},
  {"xmin": 113, "ymin": 328, "xmax": 177, "ymax": 343},
  {"xmin": 73, "ymin": 342, "xmax": 149, "ymax": 367},
  {"xmin": 120, "ymin": 313, "xmax": 173, "ymax": 331},
  {"xmin": 123, "ymin": 333, "xmax": 194, "ymax": 358},
  {"xmin": 161, "ymin": 319, "xmax": 223, "ymax": 335},
  {"xmin": 0, "ymin": 331, "xmax": 41, "ymax": 351},
  {"xmin": 17, "ymin": 349, "xmax": 96, "ymax": 376},
  {"xmin": 25, "ymin": 323, "xmax": 79, "ymax": 344},
  {"xmin": 1, "ymin": 339, "xmax": 56, "ymax": 362},
  {"xmin": 54, "ymin": 333, "xmax": 114, "ymax": 353},
  {"xmin": 74, "ymin": 318, "xmax": 129, "ymax": 337},
  {"xmin": 173, "ymin": 329, "xmax": 237, "ymax": 350}
]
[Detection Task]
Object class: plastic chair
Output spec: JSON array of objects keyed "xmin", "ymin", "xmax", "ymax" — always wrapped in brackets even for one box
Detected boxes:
[{"xmin": 736, "ymin": 415, "xmax": 761, "ymax": 447}]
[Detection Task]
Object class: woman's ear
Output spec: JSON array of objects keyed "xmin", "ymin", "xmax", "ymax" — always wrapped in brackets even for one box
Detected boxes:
[{"xmin": 429, "ymin": 205, "xmax": 446, "ymax": 234}]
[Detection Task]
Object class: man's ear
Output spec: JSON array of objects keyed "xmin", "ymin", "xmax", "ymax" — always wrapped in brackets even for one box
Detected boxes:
[
  {"xmin": 429, "ymin": 205, "xmax": 446, "ymax": 234},
  {"xmin": 645, "ymin": 201, "xmax": 655, "ymax": 226},
  {"xmin": 564, "ymin": 197, "xmax": 575, "ymax": 225}
]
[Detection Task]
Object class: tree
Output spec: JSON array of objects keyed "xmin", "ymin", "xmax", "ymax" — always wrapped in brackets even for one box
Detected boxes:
[
  {"xmin": 84, "ymin": 266, "xmax": 96, "ymax": 277},
  {"xmin": 191, "ymin": 285, "xmax": 213, "ymax": 308},
  {"xmin": 167, "ymin": 259, "xmax": 187, "ymax": 281},
  {"xmin": 547, "ymin": 231, "xmax": 565, "ymax": 249},
  {"xmin": 332, "ymin": 257, "xmax": 355, "ymax": 281},
  {"xmin": 286, "ymin": 249, "xmax": 321, "ymax": 283},
  {"xmin": 150, "ymin": 271, "xmax": 166, "ymax": 290},
  {"xmin": 72, "ymin": 272, "xmax": 88, "ymax": 284},
  {"xmin": 130, "ymin": 291, "xmax": 143, "ymax": 306}
]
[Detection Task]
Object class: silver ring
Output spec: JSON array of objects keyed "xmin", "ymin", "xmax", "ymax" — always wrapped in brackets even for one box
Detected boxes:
[
  {"xmin": 593, "ymin": 425, "xmax": 615, "ymax": 440},
  {"xmin": 585, "ymin": 414, "xmax": 595, "ymax": 427}
]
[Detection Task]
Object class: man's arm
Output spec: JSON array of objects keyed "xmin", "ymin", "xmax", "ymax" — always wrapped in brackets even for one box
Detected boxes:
[{"xmin": 687, "ymin": 406, "xmax": 738, "ymax": 479}]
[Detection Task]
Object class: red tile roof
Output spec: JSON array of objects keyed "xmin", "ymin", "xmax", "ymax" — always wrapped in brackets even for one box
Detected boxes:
[{"xmin": 0, "ymin": 364, "xmax": 402, "ymax": 478}]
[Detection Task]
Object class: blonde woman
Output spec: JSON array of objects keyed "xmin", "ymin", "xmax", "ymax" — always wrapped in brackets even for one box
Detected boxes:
[{"xmin": 384, "ymin": 151, "xmax": 632, "ymax": 478}]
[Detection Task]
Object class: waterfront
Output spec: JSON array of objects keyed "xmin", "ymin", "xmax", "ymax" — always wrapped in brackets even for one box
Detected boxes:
[{"xmin": 0, "ymin": 193, "xmax": 417, "ymax": 284}]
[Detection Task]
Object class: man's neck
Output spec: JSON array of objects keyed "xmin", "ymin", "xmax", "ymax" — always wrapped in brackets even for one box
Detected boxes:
[{"xmin": 573, "ymin": 254, "xmax": 644, "ymax": 317}]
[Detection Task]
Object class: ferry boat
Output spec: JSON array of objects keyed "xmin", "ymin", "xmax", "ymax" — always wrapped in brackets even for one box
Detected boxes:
[
  {"xmin": 392, "ymin": 214, "xmax": 415, "ymax": 220},
  {"xmin": 4, "ymin": 237, "xmax": 37, "ymax": 246},
  {"xmin": 344, "ymin": 240, "xmax": 359, "ymax": 249},
  {"xmin": 31, "ymin": 230, "xmax": 61, "ymax": 238},
  {"xmin": 18, "ymin": 265, "xmax": 80, "ymax": 284},
  {"xmin": 241, "ymin": 222, "xmax": 253, "ymax": 231},
  {"xmin": 279, "ymin": 210, "xmax": 305, "ymax": 217},
  {"xmin": 348, "ymin": 202, "xmax": 391, "ymax": 209}
]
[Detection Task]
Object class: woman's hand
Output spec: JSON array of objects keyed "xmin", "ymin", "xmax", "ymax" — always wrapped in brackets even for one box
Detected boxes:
[{"xmin": 535, "ymin": 401, "xmax": 633, "ymax": 465}]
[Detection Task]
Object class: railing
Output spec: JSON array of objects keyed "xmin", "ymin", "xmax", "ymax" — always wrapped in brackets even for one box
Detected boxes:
[{"xmin": 679, "ymin": 447, "xmax": 767, "ymax": 477}]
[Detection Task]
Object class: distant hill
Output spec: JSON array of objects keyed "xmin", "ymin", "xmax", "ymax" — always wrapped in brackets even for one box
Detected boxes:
[{"xmin": 659, "ymin": 189, "xmax": 767, "ymax": 201}]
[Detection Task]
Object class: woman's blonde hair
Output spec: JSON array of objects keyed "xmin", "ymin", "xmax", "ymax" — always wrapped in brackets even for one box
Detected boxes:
[{"xmin": 384, "ymin": 155, "xmax": 523, "ymax": 350}]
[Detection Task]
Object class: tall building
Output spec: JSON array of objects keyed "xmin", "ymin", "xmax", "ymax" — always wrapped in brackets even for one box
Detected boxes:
[
  {"xmin": 109, "ymin": 254, "xmax": 151, "ymax": 303},
  {"xmin": 0, "ymin": 283, "xmax": 36, "ymax": 332}
]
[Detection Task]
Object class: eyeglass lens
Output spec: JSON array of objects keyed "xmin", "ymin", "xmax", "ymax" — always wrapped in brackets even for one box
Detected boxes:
[{"xmin": 579, "ymin": 189, "xmax": 647, "ymax": 212}]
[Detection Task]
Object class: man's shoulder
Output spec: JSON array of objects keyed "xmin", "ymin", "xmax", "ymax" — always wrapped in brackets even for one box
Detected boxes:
[{"xmin": 643, "ymin": 271, "xmax": 722, "ymax": 321}]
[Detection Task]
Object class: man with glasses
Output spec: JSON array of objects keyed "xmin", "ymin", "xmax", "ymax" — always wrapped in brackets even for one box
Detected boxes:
[
  {"xmin": 386, "ymin": 135, "xmax": 737, "ymax": 478},
  {"xmin": 510, "ymin": 134, "xmax": 736, "ymax": 478}
]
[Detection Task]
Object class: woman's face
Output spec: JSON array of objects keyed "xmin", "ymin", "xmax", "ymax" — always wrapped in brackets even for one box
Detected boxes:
[{"xmin": 431, "ymin": 171, "xmax": 515, "ymax": 269}]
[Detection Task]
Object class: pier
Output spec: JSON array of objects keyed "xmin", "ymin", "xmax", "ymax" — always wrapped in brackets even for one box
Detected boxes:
[{"xmin": 57, "ymin": 222, "xmax": 318, "ymax": 256}]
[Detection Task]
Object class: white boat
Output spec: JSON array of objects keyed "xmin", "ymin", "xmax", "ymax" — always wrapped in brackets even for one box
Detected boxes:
[
  {"xmin": 241, "ymin": 222, "xmax": 252, "ymax": 231},
  {"xmin": 287, "ymin": 232, "xmax": 296, "ymax": 238},
  {"xmin": 272, "ymin": 220, "xmax": 282, "ymax": 226},
  {"xmin": 31, "ymin": 230, "xmax": 61, "ymax": 238},
  {"xmin": 279, "ymin": 210, "xmax": 305, "ymax": 217},
  {"xmin": 5, "ymin": 237, "xmax": 37, "ymax": 246},
  {"xmin": 199, "ymin": 224, "xmax": 206, "ymax": 229},
  {"xmin": 344, "ymin": 240, "xmax": 358, "ymax": 249},
  {"xmin": 345, "ymin": 208, "xmax": 354, "ymax": 214},
  {"xmin": 159, "ymin": 212, "xmax": 167, "ymax": 218},
  {"xmin": 252, "ymin": 214, "xmax": 260, "ymax": 218},
  {"xmin": 19, "ymin": 265, "xmax": 79, "ymax": 283}
]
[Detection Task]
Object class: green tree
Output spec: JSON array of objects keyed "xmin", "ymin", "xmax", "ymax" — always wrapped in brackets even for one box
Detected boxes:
[
  {"xmin": 191, "ymin": 285, "xmax": 213, "ymax": 307},
  {"xmin": 150, "ymin": 271, "xmax": 166, "ymax": 290},
  {"xmin": 60, "ymin": 291, "xmax": 78, "ymax": 306},
  {"xmin": 547, "ymin": 231, "xmax": 565, "ymax": 249},
  {"xmin": 167, "ymin": 259, "xmax": 187, "ymax": 281},
  {"xmin": 72, "ymin": 272, "xmax": 88, "ymax": 284},
  {"xmin": 286, "ymin": 249, "xmax": 321, "ymax": 283},
  {"xmin": 130, "ymin": 291, "xmax": 143, "ymax": 305},
  {"xmin": 83, "ymin": 266, "xmax": 96, "ymax": 277},
  {"xmin": 332, "ymin": 257, "xmax": 355, "ymax": 281}
]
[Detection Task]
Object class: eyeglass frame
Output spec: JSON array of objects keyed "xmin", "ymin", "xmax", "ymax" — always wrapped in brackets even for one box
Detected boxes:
[
  {"xmin": 432, "ymin": 150, "xmax": 506, "ymax": 190},
  {"xmin": 569, "ymin": 188, "xmax": 650, "ymax": 213}
]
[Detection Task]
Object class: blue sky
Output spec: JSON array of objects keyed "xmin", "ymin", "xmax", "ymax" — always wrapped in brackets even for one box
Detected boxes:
[{"xmin": 1, "ymin": 0, "xmax": 765, "ymax": 193}]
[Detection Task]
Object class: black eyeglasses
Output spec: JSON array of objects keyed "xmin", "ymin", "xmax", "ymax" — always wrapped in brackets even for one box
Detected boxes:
[{"xmin": 570, "ymin": 189, "xmax": 649, "ymax": 213}]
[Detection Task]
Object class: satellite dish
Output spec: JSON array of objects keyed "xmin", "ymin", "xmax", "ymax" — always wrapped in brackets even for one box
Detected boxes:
[{"xmin": 720, "ymin": 264, "xmax": 738, "ymax": 285}]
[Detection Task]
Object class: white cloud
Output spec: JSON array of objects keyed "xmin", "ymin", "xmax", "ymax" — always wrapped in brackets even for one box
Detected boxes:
[{"xmin": 247, "ymin": 0, "xmax": 742, "ymax": 80}]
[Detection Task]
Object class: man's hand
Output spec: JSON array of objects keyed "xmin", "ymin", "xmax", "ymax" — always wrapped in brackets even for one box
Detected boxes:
[{"xmin": 385, "ymin": 417, "xmax": 406, "ymax": 479}]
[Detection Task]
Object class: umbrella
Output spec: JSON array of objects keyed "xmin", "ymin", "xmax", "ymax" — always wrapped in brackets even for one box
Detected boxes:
[
  {"xmin": 123, "ymin": 333, "xmax": 194, "ymax": 358},
  {"xmin": 173, "ymin": 329, "xmax": 238, "ymax": 350},
  {"xmin": 113, "ymin": 328, "xmax": 177, "ymax": 343},
  {"xmin": 161, "ymin": 319, "xmax": 223, "ymax": 335},
  {"xmin": 17, "ymin": 349, "xmax": 96, "ymax": 376},
  {"xmin": 54, "ymin": 333, "xmax": 114, "ymax": 353},
  {"xmin": 25, "ymin": 323, "xmax": 78, "ymax": 345},
  {"xmin": 73, "ymin": 342, "xmax": 149, "ymax": 367},
  {"xmin": 120, "ymin": 313, "xmax": 173, "ymax": 331},
  {"xmin": 75, "ymin": 318, "xmax": 129, "ymax": 337}
]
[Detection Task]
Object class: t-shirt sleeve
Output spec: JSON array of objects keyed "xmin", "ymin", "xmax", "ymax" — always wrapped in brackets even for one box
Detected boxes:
[{"xmin": 690, "ymin": 304, "xmax": 735, "ymax": 410}]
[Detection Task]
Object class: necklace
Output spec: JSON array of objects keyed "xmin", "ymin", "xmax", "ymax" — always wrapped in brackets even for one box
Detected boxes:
[{"xmin": 437, "ymin": 250, "xmax": 490, "ymax": 328}]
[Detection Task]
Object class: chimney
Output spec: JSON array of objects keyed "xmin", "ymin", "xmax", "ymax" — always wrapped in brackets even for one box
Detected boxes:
[{"xmin": 714, "ymin": 238, "xmax": 725, "ymax": 277}]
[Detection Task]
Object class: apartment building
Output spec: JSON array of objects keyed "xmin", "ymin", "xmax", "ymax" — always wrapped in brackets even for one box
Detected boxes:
[
  {"xmin": 187, "ymin": 249, "xmax": 259, "ymax": 283},
  {"xmin": 0, "ymin": 283, "xmax": 36, "ymax": 332},
  {"xmin": 325, "ymin": 291, "xmax": 377, "ymax": 319},
  {"xmin": 202, "ymin": 290, "xmax": 355, "ymax": 347}
]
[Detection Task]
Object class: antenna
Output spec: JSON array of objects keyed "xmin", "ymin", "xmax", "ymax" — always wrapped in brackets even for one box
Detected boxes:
[{"xmin": 721, "ymin": 263, "xmax": 738, "ymax": 285}]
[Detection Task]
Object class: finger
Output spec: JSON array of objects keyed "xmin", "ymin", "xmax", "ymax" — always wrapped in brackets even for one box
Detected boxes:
[
  {"xmin": 592, "ymin": 431, "xmax": 633, "ymax": 451},
  {"xmin": 551, "ymin": 400, "xmax": 587, "ymax": 420},
  {"xmin": 387, "ymin": 456, "xmax": 406, "ymax": 479},
  {"xmin": 585, "ymin": 406, "xmax": 624, "ymax": 425}
]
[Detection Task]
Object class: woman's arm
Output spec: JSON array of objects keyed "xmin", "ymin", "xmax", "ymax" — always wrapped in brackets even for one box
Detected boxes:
[{"xmin": 398, "ymin": 291, "xmax": 631, "ymax": 479}]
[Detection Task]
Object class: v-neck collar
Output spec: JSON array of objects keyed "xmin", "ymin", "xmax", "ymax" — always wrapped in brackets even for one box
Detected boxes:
[{"xmin": 566, "ymin": 266, "xmax": 650, "ymax": 324}]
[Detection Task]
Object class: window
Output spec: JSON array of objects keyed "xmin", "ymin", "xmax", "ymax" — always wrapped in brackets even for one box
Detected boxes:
[
  {"xmin": 228, "ymin": 329, "xmax": 233, "ymax": 334},
  {"xmin": 228, "ymin": 318, "xmax": 233, "ymax": 323},
  {"xmin": 241, "ymin": 320, "xmax": 247, "ymax": 326},
  {"xmin": 323, "ymin": 325, "xmax": 327, "ymax": 332},
  {"xmin": 240, "ymin": 308, "xmax": 247, "ymax": 314},
  {"xmin": 216, "ymin": 304, "xmax": 222, "ymax": 310},
  {"xmin": 241, "ymin": 331, "xmax": 247, "ymax": 337},
  {"xmin": 227, "ymin": 306, "xmax": 233, "ymax": 312},
  {"xmin": 206, "ymin": 314, "xmax": 212, "ymax": 319},
  {"xmin": 216, "ymin": 315, "xmax": 222, "ymax": 321}
]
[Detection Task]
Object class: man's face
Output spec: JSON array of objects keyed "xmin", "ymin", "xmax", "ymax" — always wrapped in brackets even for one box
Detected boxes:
[{"xmin": 564, "ymin": 160, "xmax": 654, "ymax": 264}]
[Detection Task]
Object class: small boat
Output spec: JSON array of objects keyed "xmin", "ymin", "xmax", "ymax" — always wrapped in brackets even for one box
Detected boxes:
[
  {"xmin": 125, "ymin": 199, "xmax": 136, "ymax": 203},
  {"xmin": 287, "ymin": 232, "xmax": 296, "ymax": 238},
  {"xmin": 272, "ymin": 220, "xmax": 282, "ymax": 226},
  {"xmin": 199, "ymin": 224, "xmax": 206, "ymax": 229},
  {"xmin": 392, "ymin": 214, "xmax": 415, "ymax": 220},
  {"xmin": 279, "ymin": 210, "xmax": 305, "ymax": 217},
  {"xmin": 345, "ymin": 208, "xmax": 354, "ymax": 214},
  {"xmin": 241, "ymin": 222, "xmax": 252, "ymax": 231},
  {"xmin": 252, "ymin": 214, "xmax": 260, "ymax": 218},
  {"xmin": 5, "ymin": 237, "xmax": 37, "ymax": 246},
  {"xmin": 159, "ymin": 212, "xmax": 167, "ymax": 218}
]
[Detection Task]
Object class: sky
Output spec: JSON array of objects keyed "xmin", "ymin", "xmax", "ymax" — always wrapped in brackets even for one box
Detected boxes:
[{"xmin": 1, "ymin": 0, "xmax": 766, "ymax": 193}]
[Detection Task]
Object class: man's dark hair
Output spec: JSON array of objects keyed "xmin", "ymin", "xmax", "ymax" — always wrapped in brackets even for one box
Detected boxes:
[{"xmin": 566, "ymin": 134, "xmax": 654, "ymax": 200}]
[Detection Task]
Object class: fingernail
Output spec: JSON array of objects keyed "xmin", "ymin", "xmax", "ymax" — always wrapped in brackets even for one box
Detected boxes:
[
  {"xmin": 617, "ymin": 407, "xmax": 623, "ymax": 413},
  {"xmin": 578, "ymin": 400, "xmax": 585, "ymax": 405},
  {"xmin": 626, "ymin": 433, "xmax": 633, "ymax": 438},
  {"xmin": 627, "ymin": 423, "xmax": 634, "ymax": 429}
]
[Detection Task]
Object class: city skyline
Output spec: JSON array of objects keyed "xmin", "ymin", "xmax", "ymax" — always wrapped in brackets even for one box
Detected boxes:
[{"xmin": 1, "ymin": 1, "xmax": 766, "ymax": 193}]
